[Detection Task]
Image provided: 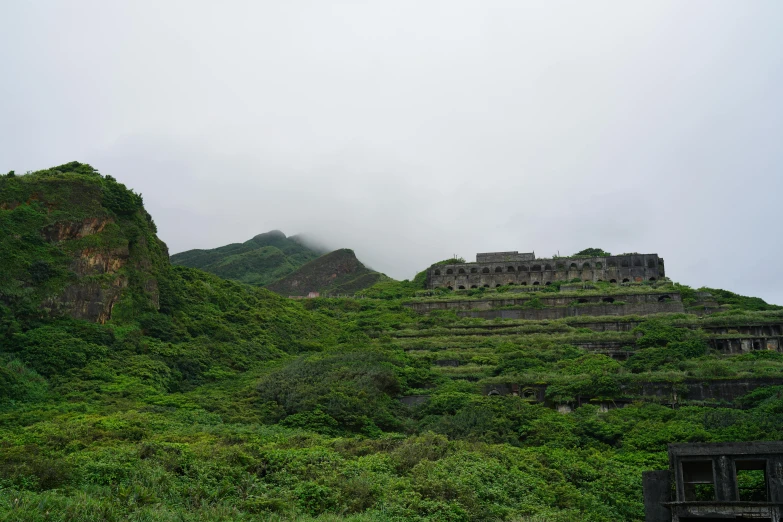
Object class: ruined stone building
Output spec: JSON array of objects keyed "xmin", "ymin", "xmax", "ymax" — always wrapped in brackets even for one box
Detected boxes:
[
  {"xmin": 427, "ymin": 251, "xmax": 665, "ymax": 289},
  {"xmin": 643, "ymin": 441, "xmax": 783, "ymax": 521}
]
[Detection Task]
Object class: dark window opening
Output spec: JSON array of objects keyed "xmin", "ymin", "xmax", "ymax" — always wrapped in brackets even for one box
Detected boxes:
[
  {"xmin": 483, "ymin": 284, "xmax": 489, "ymax": 288},
  {"xmin": 482, "ymin": 267, "xmax": 490, "ymax": 274},
  {"xmin": 658, "ymin": 295, "xmax": 671, "ymax": 302},
  {"xmin": 682, "ymin": 460, "xmax": 715, "ymax": 501},
  {"xmin": 570, "ymin": 263, "xmax": 577, "ymax": 269},
  {"xmin": 470, "ymin": 285, "xmax": 477, "ymax": 289},
  {"xmin": 532, "ymin": 281, "xmax": 540, "ymax": 286},
  {"xmin": 507, "ymin": 266, "xmax": 515, "ymax": 272},
  {"xmin": 736, "ymin": 460, "xmax": 768, "ymax": 502},
  {"xmin": 447, "ymin": 286, "xmax": 453, "ymax": 290},
  {"xmin": 532, "ymin": 265, "xmax": 541, "ymax": 271},
  {"xmin": 446, "ymin": 269, "xmax": 453, "ymax": 274},
  {"xmin": 647, "ymin": 259, "xmax": 656, "ymax": 268},
  {"xmin": 520, "ymin": 282, "xmax": 527, "ymax": 286},
  {"xmin": 557, "ymin": 263, "xmax": 565, "ymax": 270},
  {"xmin": 622, "ymin": 278, "xmax": 630, "ymax": 283},
  {"xmin": 458, "ymin": 285, "xmax": 465, "ymax": 290},
  {"xmin": 545, "ymin": 281, "xmax": 552, "ymax": 286},
  {"xmin": 597, "ymin": 279, "xmax": 603, "ymax": 282},
  {"xmin": 522, "ymin": 388, "xmax": 536, "ymax": 399},
  {"xmin": 495, "ymin": 266, "xmax": 503, "ymax": 273},
  {"xmin": 634, "ymin": 259, "xmax": 643, "ymax": 267},
  {"xmin": 649, "ymin": 277, "xmax": 656, "ymax": 282},
  {"xmin": 458, "ymin": 268, "xmax": 465, "ymax": 274},
  {"xmin": 470, "ymin": 267, "xmax": 478, "ymax": 273},
  {"xmin": 602, "ymin": 297, "xmax": 615, "ymax": 303},
  {"xmin": 577, "ymin": 298, "xmax": 589, "ymax": 303},
  {"xmin": 610, "ymin": 279, "xmax": 617, "ymax": 283},
  {"xmin": 520, "ymin": 265, "xmax": 529, "ymax": 272},
  {"xmin": 621, "ymin": 260, "xmax": 630, "ymax": 267},
  {"xmin": 582, "ymin": 262, "xmax": 590, "ymax": 269},
  {"xmin": 509, "ymin": 282, "xmax": 516, "ymax": 285},
  {"xmin": 434, "ymin": 269, "xmax": 441, "ymax": 275},
  {"xmin": 544, "ymin": 264, "xmax": 552, "ymax": 270},
  {"xmin": 753, "ymin": 341, "xmax": 762, "ymax": 350}
]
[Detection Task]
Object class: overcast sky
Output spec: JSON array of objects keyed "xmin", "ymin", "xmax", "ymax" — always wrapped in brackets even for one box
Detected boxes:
[{"xmin": 2, "ymin": 1, "xmax": 782, "ymax": 304}]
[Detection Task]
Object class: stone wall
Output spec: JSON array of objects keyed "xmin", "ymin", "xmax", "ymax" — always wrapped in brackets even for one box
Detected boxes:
[
  {"xmin": 476, "ymin": 251, "xmax": 535, "ymax": 263},
  {"xmin": 428, "ymin": 253, "xmax": 665, "ymax": 289},
  {"xmin": 457, "ymin": 302, "xmax": 685, "ymax": 320},
  {"xmin": 405, "ymin": 292, "xmax": 681, "ymax": 313}
]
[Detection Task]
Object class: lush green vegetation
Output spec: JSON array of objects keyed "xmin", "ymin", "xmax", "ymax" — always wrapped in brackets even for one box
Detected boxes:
[
  {"xmin": 171, "ymin": 230, "xmax": 325, "ymax": 287},
  {"xmin": 2, "ymin": 166, "xmax": 783, "ymax": 521},
  {"xmin": 266, "ymin": 249, "xmax": 383, "ymax": 297}
]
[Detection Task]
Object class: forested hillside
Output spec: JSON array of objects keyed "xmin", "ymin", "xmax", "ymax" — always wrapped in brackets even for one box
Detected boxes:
[
  {"xmin": 1, "ymin": 164, "xmax": 782, "ymax": 521},
  {"xmin": 171, "ymin": 230, "xmax": 326, "ymax": 287}
]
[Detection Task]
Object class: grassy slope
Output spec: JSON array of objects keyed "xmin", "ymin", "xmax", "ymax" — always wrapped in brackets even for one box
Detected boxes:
[
  {"xmin": 265, "ymin": 248, "xmax": 384, "ymax": 297},
  {"xmin": 171, "ymin": 230, "xmax": 324, "ymax": 286},
  {"xmin": 2, "ymin": 175, "xmax": 783, "ymax": 521}
]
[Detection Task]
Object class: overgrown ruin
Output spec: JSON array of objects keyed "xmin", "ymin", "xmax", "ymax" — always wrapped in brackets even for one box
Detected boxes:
[{"xmin": 644, "ymin": 442, "xmax": 783, "ymax": 521}]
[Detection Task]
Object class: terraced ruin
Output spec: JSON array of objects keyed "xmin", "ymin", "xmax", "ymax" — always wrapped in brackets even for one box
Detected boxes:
[{"xmin": 384, "ymin": 252, "xmax": 783, "ymax": 414}]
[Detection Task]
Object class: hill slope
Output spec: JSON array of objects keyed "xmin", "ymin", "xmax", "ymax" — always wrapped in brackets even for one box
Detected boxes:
[
  {"xmin": 3, "ymin": 165, "xmax": 783, "ymax": 522},
  {"xmin": 171, "ymin": 230, "xmax": 326, "ymax": 286},
  {"xmin": 0, "ymin": 162, "xmax": 168, "ymax": 323},
  {"xmin": 265, "ymin": 248, "xmax": 384, "ymax": 296}
]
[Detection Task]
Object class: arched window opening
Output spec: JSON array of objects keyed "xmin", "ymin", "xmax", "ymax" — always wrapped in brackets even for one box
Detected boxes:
[
  {"xmin": 434, "ymin": 269, "xmax": 441, "ymax": 275},
  {"xmin": 458, "ymin": 268, "xmax": 465, "ymax": 274},
  {"xmin": 634, "ymin": 259, "xmax": 642, "ymax": 267},
  {"xmin": 522, "ymin": 388, "xmax": 536, "ymax": 399},
  {"xmin": 597, "ymin": 279, "xmax": 603, "ymax": 282},
  {"xmin": 470, "ymin": 285, "xmax": 478, "ymax": 289},
  {"xmin": 483, "ymin": 284, "xmax": 490, "ymax": 288},
  {"xmin": 446, "ymin": 269, "xmax": 453, "ymax": 274},
  {"xmin": 507, "ymin": 266, "xmax": 515, "ymax": 272},
  {"xmin": 520, "ymin": 282, "xmax": 527, "ymax": 286},
  {"xmin": 658, "ymin": 295, "xmax": 671, "ymax": 302},
  {"xmin": 622, "ymin": 278, "xmax": 630, "ymax": 283},
  {"xmin": 647, "ymin": 259, "xmax": 656, "ymax": 268},
  {"xmin": 545, "ymin": 281, "xmax": 552, "ymax": 286},
  {"xmin": 520, "ymin": 265, "xmax": 529, "ymax": 272},
  {"xmin": 610, "ymin": 279, "xmax": 617, "ymax": 283},
  {"xmin": 458, "ymin": 285, "xmax": 465, "ymax": 290},
  {"xmin": 487, "ymin": 390, "xmax": 500, "ymax": 396},
  {"xmin": 570, "ymin": 263, "xmax": 577, "ymax": 269},
  {"xmin": 621, "ymin": 260, "xmax": 630, "ymax": 267},
  {"xmin": 582, "ymin": 262, "xmax": 590, "ymax": 269},
  {"xmin": 482, "ymin": 267, "xmax": 490, "ymax": 273},
  {"xmin": 649, "ymin": 277, "xmax": 656, "ymax": 282},
  {"xmin": 509, "ymin": 282, "xmax": 516, "ymax": 285},
  {"xmin": 545, "ymin": 264, "xmax": 552, "ymax": 270},
  {"xmin": 532, "ymin": 281, "xmax": 540, "ymax": 286},
  {"xmin": 602, "ymin": 297, "xmax": 615, "ymax": 303},
  {"xmin": 495, "ymin": 266, "xmax": 503, "ymax": 273},
  {"xmin": 447, "ymin": 286, "xmax": 454, "ymax": 290},
  {"xmin": 577, "ymin": 298, "xmax": 589, "ymax": 303},
  {"xmin": 495, "ymin": 284, "xmax": 502, "ymax": 288},
  {"xmin": 532, "ymin": 265, "xmax": 541, "ymax": 271},
  {"xmin": 470, "ymin": 267, "xmax": 478, "ymax": 273},
  {"xmin": 753, "ymin": 341, "xmax": 762, "ymax": 351}
]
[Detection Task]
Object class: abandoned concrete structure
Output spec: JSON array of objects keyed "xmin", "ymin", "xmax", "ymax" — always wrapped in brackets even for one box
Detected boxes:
[
  {"xmin": 427, "ymin": 251, "xmax": 665, "ymax": 289},
  {"xmin": 643, "ymin": 442, "xmax": 783, "ymax": 521}
]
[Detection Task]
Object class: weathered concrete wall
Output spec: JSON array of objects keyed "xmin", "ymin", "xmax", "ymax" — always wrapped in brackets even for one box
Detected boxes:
[
  {"xmin": 642, "ymin": 471, "xmax": 672, "ymax": 522},
  {"xmin": 484, "ymin": 378, "xmax": 783, "ymax": 405},
  {"xmin": 709, "ymin": 336, "xmax": 782, "ymax": 354},
  {"xmin": 476, "ymin": 251, "xmax": 535, "ymax": 263},
  {"xmin": 406, "ymin": 292, "xmax": 682, "ymax": 313},
  {"xmin": 456, "ymin": 301, "xmax": 685, "ymax": 320},
  {"xmin": 428, "ymin": 253, "xmax": 665, "ymax": 289}
]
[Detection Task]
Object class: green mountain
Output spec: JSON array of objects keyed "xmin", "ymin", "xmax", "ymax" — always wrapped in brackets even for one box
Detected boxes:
[
  {"xmin": 2, "ymin": 163, "xmax": 783, "ymax": 521},
  {"xmin": 266, "ymin": 248, "xmax": 384, "ymax": 296},
  {"xmin": 171, "ymin": 230, "xmax": 326, "ymax": 286}
]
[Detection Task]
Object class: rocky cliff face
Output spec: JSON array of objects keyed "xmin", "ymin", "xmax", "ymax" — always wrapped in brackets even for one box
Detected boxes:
[{"xmin": 0, "ymin": 163, "xmax": 169, "ymax": 323}]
